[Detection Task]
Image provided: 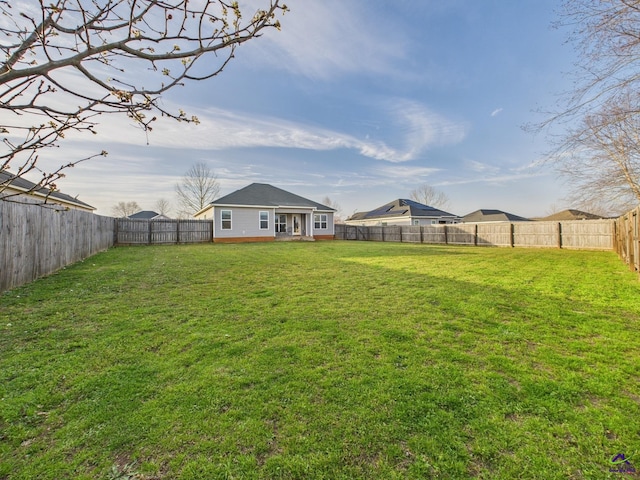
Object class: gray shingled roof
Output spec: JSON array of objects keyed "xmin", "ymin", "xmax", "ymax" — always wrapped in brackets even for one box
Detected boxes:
[
  {"xmin": 129, "ymin": 210, "xmax": 161, "ymax": 219},
  {"xmin": 462, "ymin": 209, "xmax": 530, "ymax": 223},
  {"xmin": 347, "ymin": 199, "xmax": 458, "ymax": 221},
  {"xmin": 211, "ymin": 183, "xmax": 334, "ymax": 211},
  {"xmin": 538, "ymin": 209, "xmax": 604, "ymax": 221},
  {"xmin": 0, "ymin": 170, "xmax": 95, "ymax": 210}
]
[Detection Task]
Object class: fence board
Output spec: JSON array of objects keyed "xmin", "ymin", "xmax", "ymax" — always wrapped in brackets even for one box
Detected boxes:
[
  {"xmin": 0, "ymin": 201, "xmax": 115, "ymax": 292},
  {"xmin": 115, "ymin": 218, "xmax": 214, "ymax": 245},
  {"xmin": 614, "ymin": 206, "xmax": 640, "ymax": 275},
  {"xmin": 514, "ymin": 222, "xmax": 558, "ymax": 248},
  {"xmin": 337, "ymin": 219, "xmax": 616, "ymax": 251},
  {"xmin": 446, "ymin": 224, "xmax": 477, "ymax": 245},
  {"xmin": 559, "ymin": 220, "xmax": 613, "ymax": 250},
  {"xmin": 368, "ymin": 226, "xmax": 385, "ymax": 242},
  {"xmin": 422, "ymin": 225, "xmax": 447, "ymax": 244},
  {"xmin": 384, "ymin": 226, "xmax": 402, "ymax": 242},
  {"xmin": 401, "ymin": 226, "xmax": 422, "ymax": 243},
  {"xmin": 477, "ymin": 223, "xmax": 512, "ymax": 247}
]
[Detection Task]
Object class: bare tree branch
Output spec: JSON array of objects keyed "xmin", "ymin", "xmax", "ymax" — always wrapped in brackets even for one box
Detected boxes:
[
  {"xmin": 537, "ymin": 0, "xmax": 640, "ymax": 212},
  {"xmin": 409, "ymin": 184, "xmax": 451, "ymax": 210},
  {"xmin": 154, "ymin": 198, "xmax": 171, "ymax": 216},
  {"xmin": 1, "ymin": 0, "xmax": 287, "ymax": 203},
  {"xmin": 322, "ymin": 196, "xmax": 343, "ymax": 223},
  {"xmin": 111, "ymin": 200, "xmax": 140, "ymax": 217},
  {"xmin": 175, "ymin": 161, "xmax": 220, "ymax": 216}
]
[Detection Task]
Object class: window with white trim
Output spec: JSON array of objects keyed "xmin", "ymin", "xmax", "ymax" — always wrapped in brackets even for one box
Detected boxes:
[
  {"xmin": 221, "ymin": 210, "xmax": 232, "ymax": 230},
  {"xmin": 275, "ymin": 214, "xmax": 287, "ymax": 233},
  {"xmin": 314, "ymin": 213, "xmax": 328, "ymax": 229},
  {"xmin": 259, "ymin": 211, "xmax": 269, "ymax": 230}
]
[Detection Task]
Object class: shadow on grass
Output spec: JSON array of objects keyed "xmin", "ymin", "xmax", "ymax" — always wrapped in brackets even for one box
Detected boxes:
[{"xmin": 0, "ymin": 242, "xmax": 639, "ymax": 479}]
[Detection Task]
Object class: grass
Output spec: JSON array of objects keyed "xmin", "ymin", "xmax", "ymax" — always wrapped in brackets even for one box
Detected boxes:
[{"xmin": 1, "ymin": 241, "xmax": 639, "ymax": 479}]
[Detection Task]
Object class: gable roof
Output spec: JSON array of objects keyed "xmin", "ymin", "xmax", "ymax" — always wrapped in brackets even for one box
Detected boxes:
[
  {"xmin": 208, "ymin": 183, "xmax": 334, "ymax": 211},
  {"xmin": 347, "ymin": 199, "xmax": 458, "ymax": 221},
  {"xmin": 0, "ymin": 170, "xmax": 95, "ymax": 210},
  {"xmin": 129, "ymin": 210, "xmax": 161, "ymax": 219},
  {"xmin": 462, "ymin": 209, "xmax": 530, "ymax": 223},
  {"xmin": 537, "ymin": 209, "xmax": 605, "ymax": 221}
]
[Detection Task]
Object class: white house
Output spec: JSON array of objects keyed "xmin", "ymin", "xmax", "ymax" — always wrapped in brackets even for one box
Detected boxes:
[{"xmin": 194, "ymin": 183, "xmax": 335, "ymax": 243}]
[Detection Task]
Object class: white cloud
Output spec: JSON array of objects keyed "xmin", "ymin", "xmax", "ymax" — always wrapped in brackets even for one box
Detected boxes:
[
  {"xmin": 465, "ymin": 160, "xmax": 500, "ymax": 174},
  {"xmin": 385, "ymin": 100, "xmax": 468, "ymax": 160},
  {"xmin": 243, "ymin": 0, "xmax": 405, "ymax": 79},
  {"xmin": 491, "ymin": 108, "xmax": 503, "ymax": 117},
  {"xmin": 374, "ymin": 165, "xmax": 441, "ymax": 180},
  {"xmin": 33, "ymin": 98, "xmax": 465, "ymax": 164},
  {"xmin": 438, "ymin": 171, "xmax": 547, "ymax": 187}
]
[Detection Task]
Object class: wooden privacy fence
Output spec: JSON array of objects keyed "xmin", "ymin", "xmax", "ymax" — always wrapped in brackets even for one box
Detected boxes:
[
  {"xmin": 2, "ymin": 204, "xmax": 634, "ymax": 293},
  {"xmin": 336, "ymin": 220, "xmax": 614, "ymax": 250},
  {"xmin": 0, "ymin": 201, "xmax": 115, "ymax": 292},
  {"xmin": 115, "ymin": 218, "xmax": 214, "ymax": 245},
  {"xmin": 614, "ymin": 206, "xmax": 640, "ymax": 275},
  {"xmin": 0, "ymin": 209, "xmax": 215, "ymax": 292}
]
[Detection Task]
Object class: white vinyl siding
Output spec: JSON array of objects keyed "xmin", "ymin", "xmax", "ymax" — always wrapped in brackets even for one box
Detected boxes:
[
  {"xmin": 313, "ymin": 212, "xmax": 334, "ymax": 235},
  {"xmin": 213, "ymin": 207, "xmax": 275, "ymax": 238}
]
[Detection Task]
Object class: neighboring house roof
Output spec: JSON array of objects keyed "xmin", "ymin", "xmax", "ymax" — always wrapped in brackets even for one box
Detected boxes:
[
  {"xmin": 537, "ymin": 209, "xmax": 605, "ymax": 221},
  {"xmin": 346, "ymin": 211, "xmax": 369, "ymax": 221},
  {"xmin": 346, "ymin": 199, "xmax": 458, "ymax": 222},
  {"xmin": 129, "ymin": 210, "xmax": 165, "ymax": 220},
  {"xmin": 203, "ymin": 183, "xmax": 335, "ymax": 211},
  {"xmin": 0, "ymin": 170, "xmax": 95, "ymax": 211},
  {"xmin": 462, "ymin": 209, "xmax": 530, "ymax": 223}
]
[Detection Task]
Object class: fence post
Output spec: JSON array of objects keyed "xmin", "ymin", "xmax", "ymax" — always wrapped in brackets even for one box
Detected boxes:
[
  {"xmin": 148, "ymin": 220, "xmax": 152, "ymax": 245},
  {"xmin": 557, "ymin": 222, "xmax": 562, "ymax": 249},
  {"xmin": 474, "ymin": 224, "xmax": 478, "ymax": 246},
  {"xmin": 420, "ymin": 226, "xmax": 424, "ymax": 244},
  {"xmin": 444, "ymin": 225, "xmax": 448, "ymax": 245},
  {"xmin": 176, "ymin": 220, "xmax": 181, "ymax": 244},
  {"xmin": 510, "ymin": 223, "xmax": 515, "ymax": 248},
  {"xmin": 633, "ymin": 207, "xmax": 640, "ymax": 273}
]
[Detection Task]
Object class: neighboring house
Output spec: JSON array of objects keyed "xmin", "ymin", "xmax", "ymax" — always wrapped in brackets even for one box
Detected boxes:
[
  {"xmin": 345, "ymin": 199, "xmax": 460, "ymax": 226},
  {"xmin": 537, "ymin": 209, "xmax": 605, "ymax": 221},
  {"xmin": 0, "ymin": 170, "xmax": 95, "ymax": 212},
  {"xmin": 462, "ymin": 209, "xmax": 530, "ymax": 223},
  {"xmin": 128, "ymin": 210, "xmax": 170, "ymax": 220},
  {"xmin": 194, "ymin": 183, "xmax": 335, "ymax": 242}
]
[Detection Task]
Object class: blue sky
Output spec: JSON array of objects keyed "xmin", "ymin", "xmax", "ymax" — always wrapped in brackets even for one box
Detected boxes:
[{"xmin": 29, "ymin": 0, "xmax": 576, "ymax": 217}]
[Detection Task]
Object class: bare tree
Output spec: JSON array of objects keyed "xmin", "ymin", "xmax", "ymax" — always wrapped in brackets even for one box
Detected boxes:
[
  {"xmin": 0, "ymin": 0, "xmax": 287, "ymax": 205},
  {"xmin": 545, "ymin": 203, "xmax": 564, "ymax": 217},
  {"xmin": 540, "ymin": 0, "xmax": 640, "ymax": 211},
  {"xmin": 322, "ymin": 196, "xmax": 344, "ymax": 223},
  {"xmin": 154, "ymin": 198, "xmax": 172, "ymax": 217},
  {"xmin": 409, "ymin": 184, "xmax": 450, "ymax": 210},
  {"xmin": 175, "ymin": 162, "xmax": 220, "ymax": 217},
  {"xmin": 112, "ymin": 201, "xmax": 140, "ymax": 217},
  {"xmin": 556, "ymin": 95, "xmax": 640, "ymax": 215}
]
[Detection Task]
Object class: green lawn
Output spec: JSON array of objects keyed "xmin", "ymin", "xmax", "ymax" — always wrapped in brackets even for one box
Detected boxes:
[{"xmin": 1, "ymin": 241, "xmax": 639, "ymax": 479}]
